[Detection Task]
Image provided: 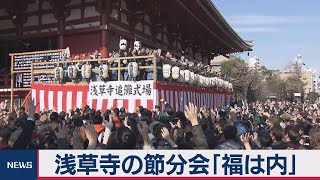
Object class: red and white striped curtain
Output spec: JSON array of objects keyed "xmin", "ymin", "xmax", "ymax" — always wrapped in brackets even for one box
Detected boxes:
[{"xmin": 31, "ymin": 83, "xmax": 232, "ymax": 113}]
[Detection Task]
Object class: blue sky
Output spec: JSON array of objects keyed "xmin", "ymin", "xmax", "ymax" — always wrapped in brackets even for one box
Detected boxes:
[{"xmin": 213, "ymin": 0, "xmax": 320, "ymax": 72}]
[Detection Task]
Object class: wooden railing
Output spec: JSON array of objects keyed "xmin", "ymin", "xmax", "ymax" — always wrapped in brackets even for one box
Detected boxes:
[{"xmin": 30, "ymin": 55, "xmax": 207, "ymax": 84}]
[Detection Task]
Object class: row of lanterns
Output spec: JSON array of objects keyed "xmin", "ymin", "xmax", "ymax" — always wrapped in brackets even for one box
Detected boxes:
[
  {"xmin": 54, "ymin": 62, "xmax": 140, "ymax": 82},
  {"xmin": 163, "ymin": 64, "xmax": 232, "ymax": 90},
  {"xmin": 54, "ymin": 63, "xmax": 232, "ymax": 90}
]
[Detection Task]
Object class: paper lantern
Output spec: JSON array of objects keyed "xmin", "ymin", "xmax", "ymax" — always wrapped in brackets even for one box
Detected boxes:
[
  {"xmin": 99, "ymin": 64, "xmax": 109, "ymax": 79},
  {"xmin": 172, "ymin": 66, "xmax": 180, "ymax": 80},
  {"xmin": 67, "ymin": 65, "xmax": 77, "ymax": 79},
  {"xmin": 128, "ymin": 62, "xmax": 139, "ymax": 77},
  {"xmin": 134, "ymin": 40, "xmax": 141, "ymax": 51},
  {"xmin": 81, "ymin": 64, "xmax": 91, "ymax": 79},
  {"xmin": 178, "ymin": 70, "xmax": 185, "ymax": 83},
  {"xmin": 189, "ymin": 72, "xmax": 195, "ymax": 84},
  {"xmin": 163, "ymin": 64, "xmax": 171, "ymax": 79},
  {"xmin": 119, "ymin": 39, "xmax": 127, "ymax": 50},
  {"xmin": 54, "ymin": 67, "xmax": 64, "ymax": 82},
  {"xmin": 184, "ymin": 70, "xmax": 190, "ymax": 82},
  {"xmin": 194, "ymin": 74, "xmax": 199, "ymax": 84}
]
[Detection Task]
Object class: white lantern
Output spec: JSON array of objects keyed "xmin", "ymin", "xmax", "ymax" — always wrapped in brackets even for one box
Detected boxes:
[
  {"xmin": 163, "ymin": 64, "xmax": 171, "ymax": 79},
  {"xmin": 216, "ymin": 78, "xmax": 220, "ymax": 87},
  {"xmin": 224, "ymin": 81, "xmax": 229, "ymax": 89},
  {"xmin": 203, "ymin": 76, "xmax": 207, "ymax": 87},
  {"xmin": 81, "ymin": 64, "xmax": 91, "ymax": 79},
  {"xmin": 199, "ymin": 75, "xmax": 204, "ymax": 86},
  {"xmin": 194, "ymin": 74, "xmax": 199, "ymax": 84},
  {"xmin": 189, "ymin": 72, "xmax": 195, "ymax": 84},
  {"xmin": 172, "ymin": 66, "xmax": 180, "ymax": 80},
  {"xmin": 219, "ymin": 79, "xmax": 223, "ymax": 88},
  {"xmin": 184, "ymin": 70, "xmax": 190, "ymax": 82},
  {"xmin": 54, "ymin": 67, "xmax": 64, "ymax": 82},
  {"xmin": 213, "ymin": 77, "xmax": 218, "ymax": 87},
  {"xmin": 119, "ymin": 39, "xmax": 127, "ymax": 50},
  {"xmin": 128, "ymin": 62, "xmax": 139, "ymax": 78},
  {"xmin": 99, "ymin": 64, "xmax": 109, "ymax": 79},
  {"xmin": 205, "ymin": 77, "xmax": 210, "ymax": 87},
  {"xmin": 178, "ymin": 70, "xmax": 185, "ymax": 83},
  {"xmin": 134, "ymin": 40, "xmax": 141, "ymax": 51},
  {"xmin": 67, "ymin": 65, "xmax": 77, "ymax": 79}
]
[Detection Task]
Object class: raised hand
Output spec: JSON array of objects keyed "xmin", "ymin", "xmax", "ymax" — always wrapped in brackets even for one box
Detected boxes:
[
  {"xmin": 13, "ymin": 104, "xmax": 18, "ymax": 112},
  {"xmin": 137, "ymin": 121, "xmax": 151, "ymax": 147},
  {"xmin": 185, "ymin": 102, "xmax": 198, "ymax": 126},
  {"xmin": 84, "ymin": 123, "xmax": 98, "ymax": 149},
  {"xmin": 124, "ymin": 116, "xmax": 129, "ymax": 127},
  {"xmin": 161, "ymin": 127, "xmax": 171, "ymax": 141},
  {"xmin": 240, "ymin": 133, "xmax": 251, "ymax": 144},
  {"xmin": 28, "ymin": 99, "xmax": 38, "ymax": 120},
  {"xmin": 84, "ymin": 123, "xmax": 98, "ymax": 143},
  {"xmin": 137, "ymin": 121, "xmax": 149, "ymax": 137},
  {"xmin": 251, "ymin": 132, "xmax": 258, "ymax": 142},
  {"xmin": 0, "ymin": 101, "xmax": 4, "ymax": 110},
  {"xmin": 72, "ymin": 127, "xmax": 83, "ymax": 149},
  {"xmin": 240, "ymin": 133, "xmax": 252, "ymax": 150},
  {"xmin": 55, "ymin": 124, "xmax": 69, "ymax": 139}
]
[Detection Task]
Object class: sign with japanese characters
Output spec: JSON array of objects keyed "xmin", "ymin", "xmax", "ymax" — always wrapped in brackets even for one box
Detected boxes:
[
  {"xmin": 11, "ymin": 50, "xmax": 63, "ymax": 88},
  {"xmin": 37, "ymin": 150, "xmax": 320, "ymax": 178},
  {"xmin": 89, "ymin": 81, "xmax": 154, "ymax": 100},
  {"xmin": 12, "ymin": 51, "xmax": 62, "ymax": 71}
]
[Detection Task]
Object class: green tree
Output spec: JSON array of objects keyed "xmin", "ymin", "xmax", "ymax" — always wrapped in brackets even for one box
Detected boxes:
[
  {"xmin": 307, "ymin": 92, "xmax": 319, "ymax": 102},
  {"xmin": 220, "ymin": 57, "xmax": 262, "ymax": 103},
  {"xmin": 258, "ymin": 61, "xmax": 304, "ymax": 101}
]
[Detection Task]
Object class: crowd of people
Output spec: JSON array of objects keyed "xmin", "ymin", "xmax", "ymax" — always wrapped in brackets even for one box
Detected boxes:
[
  {"xmin": 0, "ymin": 97, "xmax": 319, "ymax": 150},
  {"xmin": 63, "ymin": 47, "xmax": 216, "ymax": 83}
]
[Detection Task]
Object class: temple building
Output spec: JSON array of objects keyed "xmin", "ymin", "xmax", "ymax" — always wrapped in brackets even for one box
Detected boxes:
[{"xmin": 0, "ymin": 0, "xmax": 253, "ymax": 104}]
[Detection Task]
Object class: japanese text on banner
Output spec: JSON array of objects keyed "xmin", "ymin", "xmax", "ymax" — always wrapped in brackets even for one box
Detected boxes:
[
  {"xmin": 37, "ymin": 150, "xmax": 304, "ymax": 177},
  {"xmin": 89, "ymin": 81, "xmax": 153, "ymax": 100}
]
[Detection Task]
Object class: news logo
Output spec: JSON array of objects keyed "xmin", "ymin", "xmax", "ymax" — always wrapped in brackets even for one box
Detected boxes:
[
  {"xmin": 0, "ymin": 151, "xmax": 37, "ymax": 180},
  {"xmin": 7, "ymin": 162, "xmax": 33, "ymax": 169}
]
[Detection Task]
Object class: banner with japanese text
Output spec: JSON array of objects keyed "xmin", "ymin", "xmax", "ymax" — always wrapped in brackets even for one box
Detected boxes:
[
  {"xmin": 89, "ymin": 80, "xmax": 154, "ymax": 100},
  {"xmin": 37, "ymin": 150, "xmax": 319, "ymax": 178}
]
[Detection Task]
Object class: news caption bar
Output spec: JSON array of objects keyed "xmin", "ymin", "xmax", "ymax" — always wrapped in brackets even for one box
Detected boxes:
[{"xmin": 37, "ymin": 150, "xmax": 318, "ymax": 177}]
